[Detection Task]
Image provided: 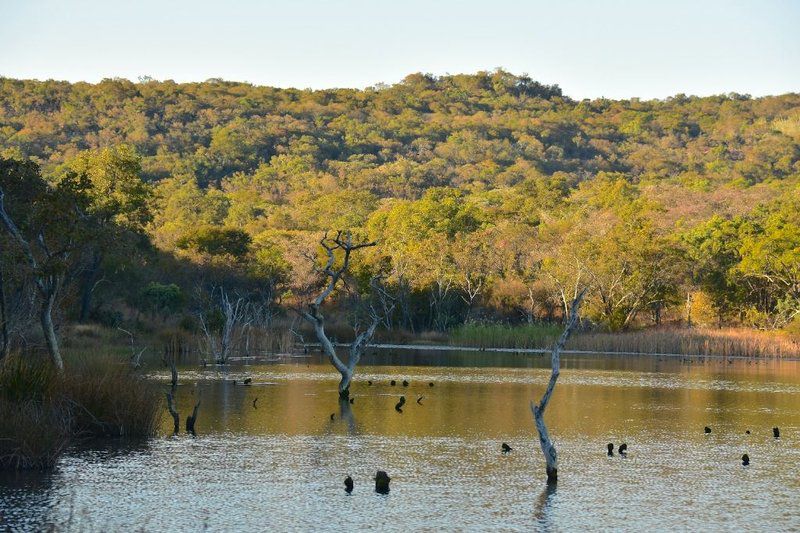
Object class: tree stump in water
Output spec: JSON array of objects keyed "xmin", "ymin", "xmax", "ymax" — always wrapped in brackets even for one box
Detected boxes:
[
  {"xmin": 166, "ymin": 392, "xmax": 179, "ymax": 435},
  {"xmin": 186, "ymin": 401, "xmax": 200, "ymax": 435},
  {"xmin": 375, "ymin": 471, "xmax": 390, "ymax": 494}
]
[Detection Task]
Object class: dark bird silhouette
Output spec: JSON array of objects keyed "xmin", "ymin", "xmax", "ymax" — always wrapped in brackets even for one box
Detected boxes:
[
  {"xmin": 501, "ymin": 443, "xmax": 512, "ymax": 453},
  {"xmin": 417, "ymin": 396, "xmax": 423, "ymax": 405},
  {"xmin": 349, "ymin": 397, "xmax": 354, "ymax": 404},
  {"xmin": 252, "ymin": 397, "xmax": 259, "ymax": 409},
  {"xmin": 745, "ymin": 430, "xmax": 751, "ymax": 435},
  {"xmin": 243, "ymin": 377, "xmax": 252, "ymax": 385},
  {"xmin": 742, "ymin": 453, "xmax": 750, "ymax": 466},
  {"xmin": 344, "ymin": 476, "xmax": 354, "ymax": 493},
  {"xmin": 402, "ymin": 380, "xmax": 409, "ymax": 387},
  {"xmin": 704, "ymin": 426, "xmax": 712, "ymax": 434},
  {"xmin": 330, "ymin": 413, "xmax": 335, "ymax": 421},
  {"xmin": 773, "ymin": 427, "xmax": 781, "ymax": 439},
  {"xmin": 367, "ymin": 380, "xmax": 373, "ymax": 386},
  {"xmin": 607, "ymin": 443, "xmax": 614, "ymax": 456},
  {"xmin": 390, "ymin": 380, "xmax": 396, "ymax": 386},
  {"xmin": 618, "ymin": 443, "xmax": 628, "ymax": 456},
  {"xmin": 428, "ymin": 382, "xmax": 434, "ymax": 387},
  {"xmin": 375, "ymin": 471, "xmax": 391, "ymax": 494},
  {"xmin": 395, "ymin": 396, "xmax": 406, "ymax": 412}
]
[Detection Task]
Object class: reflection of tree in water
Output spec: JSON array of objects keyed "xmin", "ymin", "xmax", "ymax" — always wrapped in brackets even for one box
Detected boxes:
[
  {"xmin": 533, "ymin": 482, "xmax": 557, "ymax": 531},
  {"xmin": 337, "ymin": 398, "xmax": 358, "ymax": 435}
]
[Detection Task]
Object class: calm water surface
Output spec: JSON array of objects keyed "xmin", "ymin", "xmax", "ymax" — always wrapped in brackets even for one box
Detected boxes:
[{"xmin": 1, "ymin": 350, "xmax": 799, "ymax": 531}]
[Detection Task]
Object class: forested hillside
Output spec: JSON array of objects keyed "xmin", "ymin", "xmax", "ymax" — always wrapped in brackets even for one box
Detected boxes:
[{"xmin": 1, "ymin": 71, "xmax": 799, "ymax": 346}]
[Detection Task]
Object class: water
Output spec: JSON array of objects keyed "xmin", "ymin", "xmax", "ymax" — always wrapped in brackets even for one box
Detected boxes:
[{"xmin": 1, "ymin": 351, "xmax": 799, "ymax": 531}]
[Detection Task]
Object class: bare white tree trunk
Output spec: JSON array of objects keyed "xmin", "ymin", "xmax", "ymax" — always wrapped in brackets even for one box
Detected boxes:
[
  {"xmin": 531, "ymin": 288, "xmax": 585, "ymax": 484},
  {"xmin": 300, "ymin": 231, "xmax": 381, "ymax": 399},
  {"xmin": 198, "ymin": 287, "xmax": 249, "ymax": 364}
]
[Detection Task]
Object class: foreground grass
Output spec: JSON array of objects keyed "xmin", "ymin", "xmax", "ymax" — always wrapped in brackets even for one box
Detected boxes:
[{"xmin": 0, "ymin": 355, "xmax": 161, "ymax": 470}]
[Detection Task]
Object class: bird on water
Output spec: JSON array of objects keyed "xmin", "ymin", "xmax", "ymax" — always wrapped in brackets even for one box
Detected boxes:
[
  {"xmin": 501, "ymin": 443, "xmax": 512, "ymax": 453},
  {"xmin": 344, "ymin": 476, "xmax": 354, "ymax": 493},
  {"xmin": 741, "ymin": 454, "xmax": 750, "ymax": 466},
  {"xmin": 395, "ymin": 396, "xmax": 406, "ymax": 412},
  {"xmin": 618, "ymin": 443, "xmax": 628, "ymax": 456},
  {"xmin": 607, "ymin": 443, "xmax": 614, "ymax": 456},
  {"xmin": 704, "ymin": 426, "xmax": 712, "ymax": 434}
]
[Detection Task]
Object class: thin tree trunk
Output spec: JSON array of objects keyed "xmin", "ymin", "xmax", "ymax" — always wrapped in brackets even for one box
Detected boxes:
[
  {"xmin": 166, "ymin": 392, "xmax": 180, "ymax": 434},
  {"xmin": 40, "ymin": 289, "xmax": 64, "ymax": 371},
  {"xmin": 531, "ymin": 289, "xmax": 585, "ymax": 484},
  {"xmin": 0, "ymin": 267, "xmax": 8, "ymax": 360}
]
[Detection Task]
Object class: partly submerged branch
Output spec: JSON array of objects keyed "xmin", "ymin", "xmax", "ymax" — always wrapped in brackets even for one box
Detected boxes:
[{"xmin": 531, "ymin": 288, "xmax": 586, "ymax": 484}]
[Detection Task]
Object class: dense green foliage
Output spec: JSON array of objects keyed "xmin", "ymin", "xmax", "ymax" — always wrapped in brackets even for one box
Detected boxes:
[{"xmin": 0, "ymin": 71, "xmax": 798, "ymax": 347}]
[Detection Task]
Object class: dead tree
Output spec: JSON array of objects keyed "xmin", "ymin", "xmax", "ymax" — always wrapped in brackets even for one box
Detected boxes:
[
  {"xmin": 0, "ymin": 188, "xmax": 66, "ymax": 370},
  {"xmin": 198, "ymin": 287, "xmax": 249, "ymax": 364},
  {"xmin": 300, "ymin": 231, "xmax": 379, "ymax": 400},
  {"xmin": 166, "ymin": 392, "xmax": 180, "ymax": 434},
  {"xmin": 531, "ymin": 288, "xmax": 586, "ymax": 484},
  {"xmin": 186, "ymin": 401, "xmax": 200, "ymax": 435}
]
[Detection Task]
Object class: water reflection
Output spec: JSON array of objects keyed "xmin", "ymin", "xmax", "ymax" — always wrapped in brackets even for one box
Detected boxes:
[
  {"xmin": 1, "ymin": 353, "xmax": 799, "ymax": 530},
  {"xmin": 534, "ymin": 482, "xmax": 558, "ymax": 531}
]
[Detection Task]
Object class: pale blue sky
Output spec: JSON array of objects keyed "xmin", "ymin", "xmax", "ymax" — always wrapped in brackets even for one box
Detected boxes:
[{"xmin": 1, "ymin": 0, "xmax": 798, "ymax": 99}]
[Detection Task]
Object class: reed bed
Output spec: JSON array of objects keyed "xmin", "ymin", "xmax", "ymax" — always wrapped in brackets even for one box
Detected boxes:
[
  {"xmin": 445, "ymin": 324, "xmax": 799, "ymax": 358},
  {"xmin": 0, "ymin": 355, "xmax": 161, "ymax": 470},
  {"xmin": 448, "ymin": 323, "xmax": 562, "ymax": 349},
  {"xmin": 569, "ymin": 327, "xmax": 800, "ymax": 358}
]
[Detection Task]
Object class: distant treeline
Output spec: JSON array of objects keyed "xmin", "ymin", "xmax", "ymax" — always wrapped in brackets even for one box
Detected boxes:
[{"xmin": 0, "ymin": 71, "xmax": 798, "ymax": 354}]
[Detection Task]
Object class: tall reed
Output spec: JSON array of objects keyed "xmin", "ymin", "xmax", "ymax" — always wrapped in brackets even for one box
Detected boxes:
[{"xmin": 0, "ymin": 355, "xmax": 162, "ymax": 470}]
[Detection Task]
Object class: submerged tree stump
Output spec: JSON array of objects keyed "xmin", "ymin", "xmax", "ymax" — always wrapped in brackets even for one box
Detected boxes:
[
  {"xmin": 166, "ymin": 392, "xmax": 179, "ymax": 434},
  {"xmin": 375, "ymin": 471, "xmax": 391, "ymax": 494},
  {"xmin": 186, "ymin": 401, "xmax": 200, "ymax": 435}
]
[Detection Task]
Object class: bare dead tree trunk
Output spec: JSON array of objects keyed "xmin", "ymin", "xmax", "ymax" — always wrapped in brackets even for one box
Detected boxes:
[
  {"xmin": 166, "ymin": 392, "xmax": 180, "ymax": 434},
  {"xmin": 531, "ymin": 288, "xmax": 585, "ymax": 484},
  {"xmin": 300, "ymin": 231, "xmax": 379, "ymax": 400},
  {"xmin": 198, "ymin": 287, "xmax": 248, "ymax": 364},
  {"xmin": 186, "ymin": 401, "xmax": 200, "ymax": 435}
]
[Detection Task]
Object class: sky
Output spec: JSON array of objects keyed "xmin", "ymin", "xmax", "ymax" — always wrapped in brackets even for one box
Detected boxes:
[{"xmin": 0, "ymin": 0, "xmax": 798, "ymax": 99}]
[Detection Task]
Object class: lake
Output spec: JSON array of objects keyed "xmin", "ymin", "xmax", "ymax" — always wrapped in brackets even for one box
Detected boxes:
[{"xmin": 1, "ymin": 349, "xmax": 799, "ymax": 531}]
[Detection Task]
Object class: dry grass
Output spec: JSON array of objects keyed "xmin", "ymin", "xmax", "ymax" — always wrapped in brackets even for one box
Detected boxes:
[
  {"xmin": 61, "ymin": 363, "xmax": 162, "ymax": 438},
  {"xmin": 569, "ymin": 327, "xmax": 800, "ymax": 358},
  {"xmin": 442, "ymin": 324, "xmax": 800, "ymax": 357}
]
